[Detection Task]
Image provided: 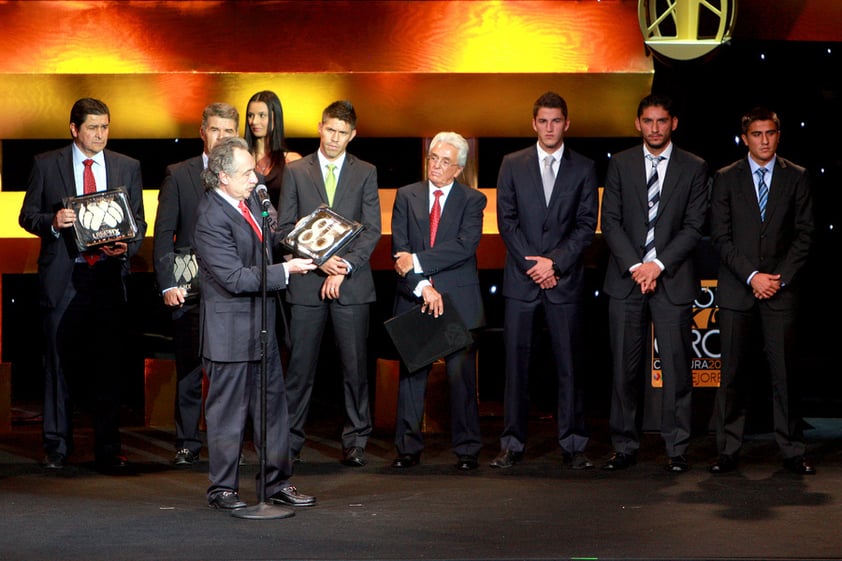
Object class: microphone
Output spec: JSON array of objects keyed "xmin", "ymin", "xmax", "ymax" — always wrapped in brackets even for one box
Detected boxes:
[{"xmin": 255, "ymin": 184, "xmax": 272, "ymax": 210}]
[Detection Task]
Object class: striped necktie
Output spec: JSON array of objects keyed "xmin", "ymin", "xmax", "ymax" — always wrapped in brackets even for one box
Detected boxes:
[
  {"xmin": 643, "ymin": 154, "xmax": 665, "ymax": 263},
  {"xmin": 756, "ymin": 167, "xmax": 769, "ymax": 221}
]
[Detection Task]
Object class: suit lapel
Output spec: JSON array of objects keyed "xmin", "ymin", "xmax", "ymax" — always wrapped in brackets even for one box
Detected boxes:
[
  {"xmin": 306, "ymin": 154, "xmax": 329, "ymax": 206},
  {"xmin": 659, "ymin": 150, "xmax": 679, "ymax": 212},
  {"xmin": 409, "ymin": 182, "xmax": 432, "ymax": 248},
  {"xmin": 333, "ymin": 155, "xmax": 354, "ymax": 208},
  {"xmin": 188, "ymin": 156, "xmax": 205, "ymax": 200},
  {"xmin": 522, "ymin": 150, "xmax": 546, "ymax": 211},
  {"xmin": 437, "ymin": 182, "xmax": 465, "ymax": 242},
  {"xmin": 58, "ymin": 146, "xmax": 76, "ymax": 198}
]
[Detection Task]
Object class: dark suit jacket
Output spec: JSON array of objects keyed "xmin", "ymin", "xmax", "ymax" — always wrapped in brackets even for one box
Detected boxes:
[
  {"xmin": 278, "ymin": 151, "xmax": 381, "ymax": 305},
  {"xmin": 153, "ymin": 155, "xmax": 204, "ymax": 293},
  {"xmin": 192, "ymin": 190, "xmax": 288, "ymax": 362},
  {"xmin": 496, "ymin": 145, "xmax": 598, "ymax": 304},
  {"xmin": 710, "ymin": 156, "xmax": 814, "ymax": 311},
  {"xmin": 18, "ymin": 144, "xmax": 147, "ymax": 309},
  {"xmin": 391, "ymin": 180, "xmax": 487, "ymax": 330},
  {"xmin": 601, "ymin": 145, "xmax": 709, "ymax": 305}
]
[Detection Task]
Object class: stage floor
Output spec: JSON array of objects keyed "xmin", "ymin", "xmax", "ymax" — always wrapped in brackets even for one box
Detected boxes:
[{"xmin": 1, "ymin": 406, "xmax": 841, "ymax": 561}]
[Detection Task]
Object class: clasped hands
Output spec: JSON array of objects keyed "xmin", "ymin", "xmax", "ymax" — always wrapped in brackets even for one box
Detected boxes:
[
  {"xmin": 751, "ymin": 272, "xmax": 781, "ymax": 300},
  {"xmin": 631, "ymin": 261, "xmax": 660, "ymax": 294},
  {"xmin": 525, "ymin": 256, "xmax": 558, "ymax": 290}
]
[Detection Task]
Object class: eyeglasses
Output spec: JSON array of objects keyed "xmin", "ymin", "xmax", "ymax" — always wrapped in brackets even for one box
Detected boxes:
[{"xmin": 427, "ymin": 154, "xmax": 458, "ymax": 168}]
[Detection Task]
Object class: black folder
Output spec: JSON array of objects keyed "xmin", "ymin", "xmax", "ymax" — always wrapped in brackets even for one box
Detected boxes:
[{"xmin": 383, "ymin": 293, "xmax": 473, "ymax": 373}]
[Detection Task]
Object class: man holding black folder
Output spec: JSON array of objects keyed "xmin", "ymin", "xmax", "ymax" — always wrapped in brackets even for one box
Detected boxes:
[{"xmin": 390, "ymin": 131, "xmax": 487, "ymax": 471}]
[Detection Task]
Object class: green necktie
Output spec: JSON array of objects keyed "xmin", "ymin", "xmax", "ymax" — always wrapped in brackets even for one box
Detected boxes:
[{"xmin": 325, "ymin": 163, "xmax": 337, "ymax": 206}]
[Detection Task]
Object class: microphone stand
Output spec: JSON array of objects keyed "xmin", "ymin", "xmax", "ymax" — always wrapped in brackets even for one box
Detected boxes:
[{"xmin": 232, "ymin": 203, "xmax": 294, "ymax": 520}]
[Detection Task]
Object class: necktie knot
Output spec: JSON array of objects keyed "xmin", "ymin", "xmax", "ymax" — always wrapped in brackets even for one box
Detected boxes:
[
  {"xmin": 646, "ymin": 154, "xmax": 665, "ymax": 168},
  {"xmin": 84, "ymin": 159, "xmax": 94, "ymax": 168}
]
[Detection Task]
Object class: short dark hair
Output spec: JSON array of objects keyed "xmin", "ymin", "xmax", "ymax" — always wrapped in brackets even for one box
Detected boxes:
[
  {"xmin": 741, "ymin": 106, "xmax": 780, "ymax": 135},
  {"xmin": 322, "ymin": 100, "xmax": 357, "ymax": 129},
  {"xmin": 70, "ymin": 98, "xmax": 110, "ymax": 130},
  {"xmin": 202, "ymin": 136, "xmax": 249, "ymax": 191},
  {"xmin": 202, "ymin": 102, "xmax": 239, "ymax": 130},
  {"xmin": 637, "ymin": 94, "xmax": 675, "ymax": 118},
  {"xmin": 533, "ymin": 91, "xmax": 568, "ymax": 120}
]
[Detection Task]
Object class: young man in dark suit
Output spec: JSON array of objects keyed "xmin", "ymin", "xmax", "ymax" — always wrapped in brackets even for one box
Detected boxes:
[
  {"xmin": 153, "ymin": 102, "xmax": 239, "ymax": 466},
  {"xmin": 278, "ymin": 100, "xmax": 381, "ymax": 468},
  {"xmin": 390, "ymin": 131, "xmax": 487, "ymax": 471},
  {"xmin": 19, "ymin": 97, "xmax": 147, "ymax": 471},
  {"xmin": 193, "ymin": 136, "xmax": 316, "ymax": 510},
  {"xmin": 709, "ymin": 107, "xmax": 816, "ymax": 475},
  {"xmin": 600, "ymin": 94, "xmax": 709, "ymax": 473},
  {"xmin": 492, "ymin": 91, "xmax": 599, "ymax": 470}
]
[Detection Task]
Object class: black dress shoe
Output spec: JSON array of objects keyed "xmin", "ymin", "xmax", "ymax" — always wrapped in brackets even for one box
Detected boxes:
[
  {"xmin": 601, "ymin": 452, "xmax": 636, "ymax": 471},
  {"xmin": 173, "ymin": 448, "xmax": 198, "ymax": 466},
  {"xmin": 391, "ymin": 453, "xmax": 420, "ymax": 469},
  {"xmin": 209, "ymin": 491, "xmax": 246, "ymax": 510},
  {"xmin": 43, "ymin": 453, "xmax": 66, "ymax": 470},
  {"xmin": 709, "ymin": 454, "xmax": 737, "ymax": 474},
  {"xmin": 342, "ymin": 446, "xmax": 367, "ymax": 467},
  {"xmin": 666, "ymin": 455, "xmax": 690, "ymax": 473},
  {"xmin": 565, "ymin": 452, "xmax": 594, "ymax": 470},
  {"xmin": 95, "ymin": 454, "xmax": 129, "ymax": 470},
  {"xmin": 269, "ymin": 485, "xmax": 317, "ymax": 507},
  {"xmin": 783, "ymin": 455, "xmax": 816, "ymax": 475},
  {"xmin": 455, "ymin": 455, "xmax": 479, "ymax": 471},
  {"xmin": 489, "ymin": 449, "xmax": 523, "ymax": 469}
]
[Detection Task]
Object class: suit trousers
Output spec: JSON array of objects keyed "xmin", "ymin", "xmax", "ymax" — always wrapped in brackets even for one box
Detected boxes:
[
  {"xmin": 204, "ymin": 349, "xmax": 292, "ymax": 501},
  {"xmin": 500, "ymin": 295, "xmax": 588, "ymax": 455},
  {"xmin": 607, "ymin": 290, "xmax": 694, "ymax": 457},
  {"xmin": 394, "ymin": 343, "xmax": 482, "ymax": 458},
  {"xmin": 42, "ymin": 261, "xmax": 126, "ymax": 460},
  {"xmin": 173, "ymin": 305, "xmax": 203, "ymax": 455},
  {"xmin": 286, "ymin": 301, "xmax": 372, "ymax": 454},
  {"xmin": 714, "ymin": 304, "xmax": 805, "ymax": 459}
]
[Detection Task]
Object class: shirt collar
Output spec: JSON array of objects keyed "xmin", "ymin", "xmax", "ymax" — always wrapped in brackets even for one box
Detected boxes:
[
  {"xmin": 318, "ymin": 151, "xmax": 346, "ymax": 171},
  {"xmin": 72, "ymin": 143, "xmax": 104, "ymax": 167},
  {"xmin": 642, "ymin": 141, "xmax": 673, "ymax": 162},
  {"xmin": 537, "ymin": 143, "xmax": 564, "ymax": 162}
]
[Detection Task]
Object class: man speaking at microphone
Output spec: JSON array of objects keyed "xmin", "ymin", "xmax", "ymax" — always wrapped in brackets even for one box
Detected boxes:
[{"xmin": 193, "ymin": 136, "xmax": 317, "ymax": 511}]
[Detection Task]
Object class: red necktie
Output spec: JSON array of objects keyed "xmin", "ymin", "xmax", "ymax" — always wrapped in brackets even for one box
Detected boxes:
[
  {"xmin": 238, "ymin": 200, "xmax": 263, "ymax": 241},
  {"xmin": 429, "ymin": 189, "xmax": 443, "ymax": 247},
  {"xmin": 83, "ymin": 159, "xmax": 96, "ymax": 194},
  {"xmin": 81, "ymin": 158, "xmax": 101, "ymax": 265}
]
